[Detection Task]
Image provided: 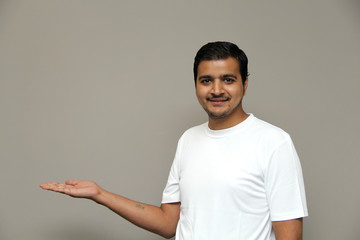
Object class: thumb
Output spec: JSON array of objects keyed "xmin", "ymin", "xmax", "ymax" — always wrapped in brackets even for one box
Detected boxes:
[{"xmin": 65, "ymin": 180, "xmax": 80, "ymax": 186}]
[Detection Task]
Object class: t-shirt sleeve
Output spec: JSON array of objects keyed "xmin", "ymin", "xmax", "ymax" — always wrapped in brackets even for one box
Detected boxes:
[
  {"xmin": 264, "ymin": 135, "xmax": 308, "ymax": 221},
  {"xmin": 161, "ymin": 136, "xmax": 183, "ymax": 204}
]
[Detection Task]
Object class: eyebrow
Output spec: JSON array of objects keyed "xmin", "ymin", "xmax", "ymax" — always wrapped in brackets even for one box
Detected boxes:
[
  {"xmin": 198, "ymin": 75, "xmax": 212, "ymax": 80},
  {"xmin": 198, "ymin": 74, "xmax": 238, "ymax": 80},
  {"xmin": 221, "ymin": 74, "xmax": 237, "ymax": 79}
]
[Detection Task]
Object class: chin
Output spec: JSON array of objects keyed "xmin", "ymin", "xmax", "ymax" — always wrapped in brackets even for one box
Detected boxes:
[{"xmin": 207, "ymin": 111, "xmax": 228, "ymax": 119}]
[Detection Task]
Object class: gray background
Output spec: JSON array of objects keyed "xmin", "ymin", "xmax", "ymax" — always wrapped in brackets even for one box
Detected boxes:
[{"xmin": 1, "ymin": 0, "xmax": 359, "ymax": 239}]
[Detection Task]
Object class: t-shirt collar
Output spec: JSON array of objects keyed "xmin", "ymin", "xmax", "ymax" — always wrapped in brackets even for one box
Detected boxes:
[{"xmin": 204, "ymin": 113, "xmax": 255, "ymax": 138}]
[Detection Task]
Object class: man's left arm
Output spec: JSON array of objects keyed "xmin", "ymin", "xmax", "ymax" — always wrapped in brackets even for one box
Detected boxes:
[{"xmin": 272, "ymin": 218, "xmax": 303, "ymax": 240}]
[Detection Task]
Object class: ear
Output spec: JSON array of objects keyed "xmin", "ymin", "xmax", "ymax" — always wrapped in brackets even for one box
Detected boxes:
[{"xmin": 243, "ymin": 76, "xmax": 249, "ymax": 96}]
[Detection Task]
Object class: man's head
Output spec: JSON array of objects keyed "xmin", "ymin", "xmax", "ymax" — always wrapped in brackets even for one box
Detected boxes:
[
  {"xmin": 194, "ymin": 41, "xmax": 250, "ymax": 129},
  {"xmin": 193, "ymin": 41, "xmax": 248, "ymax": 85}
]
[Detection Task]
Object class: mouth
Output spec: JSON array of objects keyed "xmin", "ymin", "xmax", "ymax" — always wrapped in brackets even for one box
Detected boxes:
[
  {"xmin": 207, "ymin": 97, "xmax": 230, "ymax": 105},
  {"xmin": 207, "ymin": 97, "xmax": 230, "ymax": 102}
]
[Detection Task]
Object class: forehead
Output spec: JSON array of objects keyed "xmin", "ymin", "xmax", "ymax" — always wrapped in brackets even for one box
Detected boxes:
[{"xmin": 197, "ymin": 57, "xmax": 240, "ymax": 77}]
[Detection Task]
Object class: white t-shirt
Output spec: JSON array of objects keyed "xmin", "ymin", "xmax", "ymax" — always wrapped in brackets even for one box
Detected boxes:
[{"xmin": 162, "ymin": 114, "xmax": 308, "ymax": 240}]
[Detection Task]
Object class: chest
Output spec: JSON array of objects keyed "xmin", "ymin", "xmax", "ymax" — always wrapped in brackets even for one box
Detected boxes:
[{"xmin": 178, "ymin": 136, "xmax": 269, "ymax": 211}]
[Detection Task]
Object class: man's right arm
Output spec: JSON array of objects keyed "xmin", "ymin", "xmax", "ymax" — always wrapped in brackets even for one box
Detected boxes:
[{"xmin": 40, "ymin": 180, "xmax": 180, "ymax": 239}]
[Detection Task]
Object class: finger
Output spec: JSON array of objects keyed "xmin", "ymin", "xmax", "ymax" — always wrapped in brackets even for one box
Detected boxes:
[
  {"xmin": 41, "ymin": 182, "xmax": 67, "ymax": 193},
  {"xmin": 40, "ymin": 182, "xmax": 60, "ymax": 190}
]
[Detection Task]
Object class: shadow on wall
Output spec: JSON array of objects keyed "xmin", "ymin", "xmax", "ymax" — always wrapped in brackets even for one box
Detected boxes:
[
  {"xmin": 43, "ymin": 226, "xmax": 117, "ymax": 240},
  {"xmin": 41, "ymin": 223, "xmax": 170, "ymax": 240},
  {"xmin": 42, "ymin": 223, "xmax": 124, "ymax": 240}
]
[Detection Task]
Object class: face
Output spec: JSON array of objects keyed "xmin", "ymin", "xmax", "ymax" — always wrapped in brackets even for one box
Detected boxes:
[{"xmin": 196, "ymin": 57, "xmax": 248, "ymax": 122}]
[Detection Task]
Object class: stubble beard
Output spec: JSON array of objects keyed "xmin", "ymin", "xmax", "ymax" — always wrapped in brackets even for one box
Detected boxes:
[
  {"xmin": 204, "ymin": 97, "xmax": 244, "ymax": 120},
  {"xmin": 206, "ymin": 110, "xmax": 229, "ymax": 119}
]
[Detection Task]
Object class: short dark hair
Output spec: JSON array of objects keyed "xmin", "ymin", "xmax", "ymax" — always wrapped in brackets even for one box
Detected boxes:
[{"xmin": 193, "ymin": 41, "xmax": 249, "ymax": 84}]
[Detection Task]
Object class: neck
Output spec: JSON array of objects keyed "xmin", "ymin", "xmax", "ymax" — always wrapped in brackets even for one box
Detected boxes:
[{"xmin": 208, "ymin": 111, "xmax": 249, "ymax": 130}]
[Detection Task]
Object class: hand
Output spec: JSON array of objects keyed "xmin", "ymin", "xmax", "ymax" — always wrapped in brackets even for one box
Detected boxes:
[{"xmin": 40, "ymin": 180, "xmax": 102, "ymax": 200}]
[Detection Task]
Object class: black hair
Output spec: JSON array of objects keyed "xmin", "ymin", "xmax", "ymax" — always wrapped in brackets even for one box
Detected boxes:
[{"xmin": 193, "ymin": 41, "xmax": 249, "ymax": 84}]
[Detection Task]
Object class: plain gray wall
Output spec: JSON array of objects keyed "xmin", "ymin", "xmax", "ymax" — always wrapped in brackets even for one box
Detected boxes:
[{"xmin": 1, "ymin": 0, "xmax": 359, "ymax": 239}]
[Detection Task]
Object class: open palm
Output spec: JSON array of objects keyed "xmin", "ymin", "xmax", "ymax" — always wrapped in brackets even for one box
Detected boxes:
[{"xmin": 40, "ymin": 180, "xmax": 101, "ymax": 199}]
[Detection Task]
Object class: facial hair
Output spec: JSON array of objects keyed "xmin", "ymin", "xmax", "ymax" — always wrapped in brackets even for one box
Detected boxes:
[{"xmin": 204, "ymin": 94, "xmax": 244, "ymax": 119}]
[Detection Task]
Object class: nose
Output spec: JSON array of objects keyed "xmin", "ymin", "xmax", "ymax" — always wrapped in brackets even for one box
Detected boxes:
[{"xmin": 211, "ymin": 79, "xmax": 224, "ymax": 95}]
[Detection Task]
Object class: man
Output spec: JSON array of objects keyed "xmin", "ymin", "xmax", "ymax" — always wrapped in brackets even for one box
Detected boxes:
[{"xmin": 41, "ymin": 41, "xmax": 308, "ymax": 239}]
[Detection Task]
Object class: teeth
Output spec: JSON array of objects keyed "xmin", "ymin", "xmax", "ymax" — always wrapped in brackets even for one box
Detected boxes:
[{"xmin": 206, "ymin": 97, "xmax": 229, "ymax": 101}]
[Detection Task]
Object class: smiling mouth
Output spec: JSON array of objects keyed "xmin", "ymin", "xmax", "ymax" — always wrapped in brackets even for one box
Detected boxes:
[
  {"xmin": 206, "ymin": 97, "xmax": 230, "ymax": 106},
  {"xmin": 207, "ymin": 97, "xmax": 230, "ymax": 102}
]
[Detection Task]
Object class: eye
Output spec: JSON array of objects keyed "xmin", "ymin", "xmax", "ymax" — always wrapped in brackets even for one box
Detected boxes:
[
  {"xmin": 200, "ymin": 79, "xmax": 211, "ymax": 84},
  {"xmin": 224, "ymin": 78, "xmax": 235, "ymax": 83}
]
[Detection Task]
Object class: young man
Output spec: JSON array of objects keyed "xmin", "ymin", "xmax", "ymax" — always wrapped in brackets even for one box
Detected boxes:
[{"xmin": 41, "ymin": 41, "xmax": 308, "ymax": 239}]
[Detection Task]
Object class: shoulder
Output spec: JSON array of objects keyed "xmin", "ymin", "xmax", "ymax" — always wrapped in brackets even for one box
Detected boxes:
[
  {"xmin": 180, "ymin": 122, "xmax": 207, "ymax": 139},
  {"xmin": 174, "ymin": 122, "xmax": 208, "ymax": 149},
  {"xmin": 250, "ymin": 116, "xmax": 291, "ymax": 146}
]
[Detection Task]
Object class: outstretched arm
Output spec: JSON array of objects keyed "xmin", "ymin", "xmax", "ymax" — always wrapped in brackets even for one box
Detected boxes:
[{"xmin": 40, "ymin": 180, "xmax": 180, "ymax": 239}]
